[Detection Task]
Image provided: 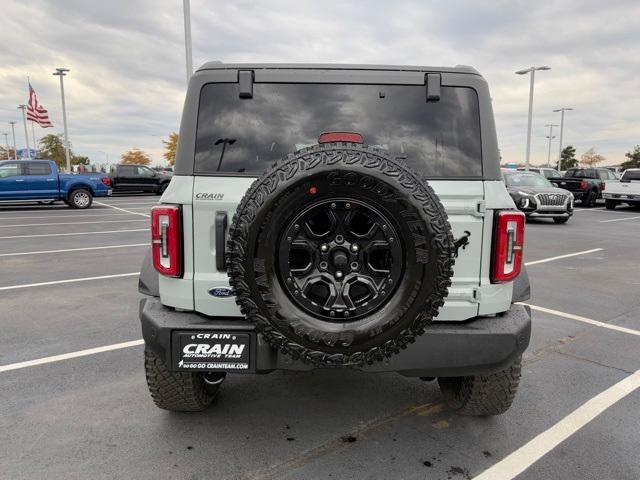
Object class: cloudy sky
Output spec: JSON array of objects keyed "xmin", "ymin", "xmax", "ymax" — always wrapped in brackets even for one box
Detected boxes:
[{"xmin": 1, "ymin": 0, "xmax": 638, "ymax": 167}]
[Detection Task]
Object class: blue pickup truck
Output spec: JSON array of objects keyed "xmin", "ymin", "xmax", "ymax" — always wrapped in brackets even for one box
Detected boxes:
[{"xmin": 0, "ymin": 159, "xmax": 112, "ymax": 209}]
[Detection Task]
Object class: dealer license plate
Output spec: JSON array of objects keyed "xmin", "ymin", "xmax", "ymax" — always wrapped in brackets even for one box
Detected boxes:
[{"xmin": 174, "ymin": 331, "xmax": 251, "ymax": 371}]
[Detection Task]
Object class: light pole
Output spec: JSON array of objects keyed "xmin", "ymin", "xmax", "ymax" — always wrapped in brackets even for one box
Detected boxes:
[
  {"xmin": 2, "ymin": 133, "xmax": 9, "ymax": 160},
  {"xmin": 553, "ymin": 107, "xmax": 573, "ymax": 171},
  {"xmin": 516, "ymin": 66, "xmax": 551, "ymax": 170},
  {"xmin": 17, "ymin": 105, "xmax": 30, "ymax": 158},
  {"xmin": 53, "ymin": 68, "xmax": 71, "ymax": 172},
  {"xmin": 545, "ymin": 124, "xmax": 558, "ymax": 167},
  {"xmin": 183, "ymin": 0, "xmax": 193, "ymax": 82},
  {"xmin": 9, "ymin": 121, "xmax": 17, "ymax": 160}
]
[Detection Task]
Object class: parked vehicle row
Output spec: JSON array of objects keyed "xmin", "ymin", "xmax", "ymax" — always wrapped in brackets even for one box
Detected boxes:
[
  {"xmin": 603, "ymin": 168, "xmax": 640, "ymax": 210},
  {"xmin": 109, "ymin": 164, "xmax": 171, "ymax": 195},
  {"xmin": 548, "ymin": 167, "xmax": 617, "ymax": 208},
  {"xmin": 503, "ymin": 169, "xmax": 573, "ymax": 223},
  {"xmin": 0, "ymin": 159, "xmax": 112, "ymax": 208}
]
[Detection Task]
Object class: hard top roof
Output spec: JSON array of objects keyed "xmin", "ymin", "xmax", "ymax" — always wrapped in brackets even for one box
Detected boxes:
[{"xmin": 197, "ymin": 62, "xmax": 481, "ymax": 76}]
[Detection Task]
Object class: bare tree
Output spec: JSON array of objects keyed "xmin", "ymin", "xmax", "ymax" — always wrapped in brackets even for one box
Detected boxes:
[{"xmin": 580, "ymin": 148, "xmax": 605, "ymax": 167}]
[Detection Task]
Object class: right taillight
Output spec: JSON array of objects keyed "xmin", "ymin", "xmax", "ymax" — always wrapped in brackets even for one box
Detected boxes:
[
  {"xmin": 579, "ymin": 180, "xmax": 588, "ymax": 190},
  {"xmin": 151, "ymin": 205, "xmax": 182, "ymax": 277},
  {"xmin": 491, "ymin": 211, "xmax": 525, "ymax": 283}
]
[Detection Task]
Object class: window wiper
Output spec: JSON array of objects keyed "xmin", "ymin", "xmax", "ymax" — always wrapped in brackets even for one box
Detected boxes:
[{"xmin": 214, "ymin": 138, "xmax": 236, "ymax": 172}]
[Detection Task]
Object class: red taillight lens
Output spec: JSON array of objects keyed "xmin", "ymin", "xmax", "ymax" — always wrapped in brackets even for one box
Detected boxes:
[
  {"xmin": 151, "ymin": 205, "xmax": 182, "ymax": 277},
  {"xmin": 318, "ymin": 132, "xmax": 363, "ymax": 144},
  {"xmin": 579, "ymin": 180, "xmax": 588, "ymax": 190},
  {"xmin": 101, "ymin": 176, "xmax": 112, "ymax": 187},
  {"xmin": 600, "ymin": 182, "xmax": 605, "ymax": 191},
  {"xmin": 491, "ymin": 211, "xmax": 525, "ymax": 283}
]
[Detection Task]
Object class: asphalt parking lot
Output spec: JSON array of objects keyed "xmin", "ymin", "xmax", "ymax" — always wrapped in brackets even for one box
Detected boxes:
[{"xmin": 1, "ymin": 195, "xmax": 639, "ymax": 480}]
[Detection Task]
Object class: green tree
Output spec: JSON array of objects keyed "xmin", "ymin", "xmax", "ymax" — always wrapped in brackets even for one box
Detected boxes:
[
  {"xmin": 163, "ymin": 132, "xmax": 178, "ymax": 167},
  {"xmin": 621, "ymin": 145, "xmax": 640, "ymax": 170},
  {"xmin": 37, "ymin": 134, "xmax": 89, "ymax": 168},
  {"xmin": 38, "ymin": 134, "xmax": 67, "ymax": 167},
  {"xmin": 560, "ymin": 145, "xmax": 578, "ymax": 170}
]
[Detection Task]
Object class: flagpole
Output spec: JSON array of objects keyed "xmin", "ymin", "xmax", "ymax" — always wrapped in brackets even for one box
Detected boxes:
[
  {"xmin": 18, "ymin": 105, "xmax": 30, "ymax": 159},
  {"xmin": 31, "ymin": 121, "xmax": 38, "ymax": 158}
]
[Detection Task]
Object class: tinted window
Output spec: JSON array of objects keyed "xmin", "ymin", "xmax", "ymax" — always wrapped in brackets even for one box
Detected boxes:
[
  {"xmin": 118, "ymin": 166, "xmax": 136, "ymax": 176},
  {"xmin": 195, "ymin": 83, "xmax": 482, "ymax": 177},
  {"xmin": 26, "ymin": 162, "xmax": 52, "ymax": 175},
  {"xmin": 136, "ymin": 166, "xmax": 155, "ymax": 177},
  {"xmin": 621, "ymin": 170, "xmax": 640, "ymax": 181},
  {"xmin": 0, "ymin": 163, "xmax": 21, "ymax": 178},
  {"xmin": 544, "ymin": 170, "xmax": 561, "ymax": 178},
  {"xmin": 565, "ymin": 169, "xmax": 596, "ymax": 179}
]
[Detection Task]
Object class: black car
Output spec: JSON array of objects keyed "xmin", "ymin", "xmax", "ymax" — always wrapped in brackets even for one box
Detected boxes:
[
  {"xmin": 109, "ymin": 164, "xmax": 172, "ymax": 195},
  {"xmin": 502, "ymin": 169, "xmax": 574, "ymax": 223},
  {"xmin": 548, "ymin": 167, "xmax": 615, "ymax": 207}
]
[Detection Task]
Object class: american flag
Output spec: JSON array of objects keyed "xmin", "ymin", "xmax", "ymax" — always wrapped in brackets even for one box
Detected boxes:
[{"xmin": 27, "ymin": 83, "xmax": 53, "ymax": 128}]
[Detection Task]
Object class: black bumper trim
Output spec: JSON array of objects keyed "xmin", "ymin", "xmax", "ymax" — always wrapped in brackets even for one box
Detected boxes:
[{"xmin": 140, "ymin": 298, "xmax": 531, "ymax": 377}]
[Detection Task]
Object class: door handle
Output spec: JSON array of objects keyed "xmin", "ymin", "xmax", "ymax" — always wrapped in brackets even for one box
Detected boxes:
[
  {"xmin": 215, "ymin": 211, "xmax": 228, "ymax": 270},
  {"xmin": 46, "ymin": 179, "xmax": 56, "ymax": 182},
  {"xmin": 15, "ymin": 179, "xmax": 25, "ymax": 182}
]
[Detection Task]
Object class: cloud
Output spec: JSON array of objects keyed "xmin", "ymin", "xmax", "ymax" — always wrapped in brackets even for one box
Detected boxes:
[{"xmin": 1, "ymin": 0, "xmax": 638, "ymax": 166}]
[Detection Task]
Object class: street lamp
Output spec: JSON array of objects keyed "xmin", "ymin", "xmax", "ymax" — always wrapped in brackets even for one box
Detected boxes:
[
  {"xmin": 2, "ymin": 133, "xmax": 9, "ymax": 160},
  {"xmin": 183, "ymin": 0, "xmax": 193, "ymax": 83},
  {"xmin": 53, "ymin": 68, "xmax": 71, "ymax": 172},
  {"xmin": 553, "ymin": 107, "xmax": 573, "ymax": 171},
  {"xmin": 9, "ymin": 121, "xmax": 17, "ymax": 160},
  {"xmin": 545, "ymin": 124, "xmax": 558, "ymax": 167},
  {"xmin": 516, "ymin": 66, "xmax": 551, "ymax": 170}
]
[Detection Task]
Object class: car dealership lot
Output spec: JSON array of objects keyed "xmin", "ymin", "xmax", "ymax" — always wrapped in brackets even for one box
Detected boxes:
[{"xmin": 1, "ymin": 196, "xmax": 639, "ymax": 480}]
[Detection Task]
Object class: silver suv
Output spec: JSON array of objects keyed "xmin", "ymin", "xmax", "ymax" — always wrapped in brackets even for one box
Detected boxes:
[{"xmin": 138, "ymin": 63, "xmax": 531, "ymax": 415}]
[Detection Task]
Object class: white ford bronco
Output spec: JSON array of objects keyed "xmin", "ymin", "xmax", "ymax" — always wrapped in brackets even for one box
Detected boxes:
[{"xmin": 138, "ymin": 63, "xmax": 531, "ymax": 415}]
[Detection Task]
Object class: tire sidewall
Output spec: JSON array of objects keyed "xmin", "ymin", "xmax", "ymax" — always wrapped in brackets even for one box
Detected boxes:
[
  {"xmin": 228, "ymin": 144, "xmax": 455, "ymax": 365},
  {"xmin": 69, "ymin": 189, "xmax": 92, "ymax": 209}
]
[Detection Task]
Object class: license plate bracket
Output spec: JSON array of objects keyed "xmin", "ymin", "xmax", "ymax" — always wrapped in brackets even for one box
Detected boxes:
[{"xmin": 173, "ymin": 331, "xmax": 252, "ymax": 371}]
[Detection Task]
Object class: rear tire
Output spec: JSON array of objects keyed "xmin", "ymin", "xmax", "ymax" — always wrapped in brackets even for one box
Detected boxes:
[
  {"xmin": 438, "ymin": 356, "xmax": 522, "ymax": 416},
  {"xmin": 144, "ymin": 346, "xmax": 221, "ymax": 412},
  {"xmin": 553, "ymin": 216, "xmax": 569, "ymax": 224},
  {"xmin": 605, "ymin": 199, "xmax": 618, "ymax": 210},
  {"xmin": 582, "ymin": 190, "xmax": 597, "ymax": 208},
  {"xmin": 156, "ymin": 183, "xmax": 169, "ymax": 195},
  {"xmin": 68, "ymin": 189, "xmax": 93, "ymax": 209}
]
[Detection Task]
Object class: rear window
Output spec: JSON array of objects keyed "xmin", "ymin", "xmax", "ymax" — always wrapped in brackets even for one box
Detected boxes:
[
  {"xmin": 565, "ymin": 169, "xmax": 597, "ymax": 179},
  {"xmin": 26, "ymin": 162, "xmax": 52, "ymax": 175},
  {"xmin": 195, "ymin": 83, "xmax": 482, "ymax": 178},
  {"xmin": 621, "ymin": 170, "xmax": 640, "ymax": 181}
]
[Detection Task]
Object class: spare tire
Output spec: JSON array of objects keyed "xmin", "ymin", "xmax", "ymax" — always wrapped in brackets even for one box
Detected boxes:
[{"xmin": 227, "ymin": 143, "xmax": 455, "ymax": 367}]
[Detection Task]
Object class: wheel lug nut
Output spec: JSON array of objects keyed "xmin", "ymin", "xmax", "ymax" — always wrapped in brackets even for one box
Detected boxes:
[
  {"xmin": 344, "ymin": 311, "xmax": 350, "ymax": 317},
  {"xmin": 329, "ymin": 310, "xmax": 336, "ymax": 317},
  {"xmin": 345, "ymin": 203, "xmax": 351, "ymax": 209},
  {"xmin": 336, "ymin": 271, "xmax": 343, "ymax": 279},
  {"xmin": 319, "ymin": 261, "xmax": 328, "ymax": 270},
  {"xmin": 350, "ymin": 244, "xmax": 359, "ymax": 253},
  {"xmin": 350, "ymin": 262, "xmax": 358, "ymax": 270},
  {"xmin": 320, "ymin": 244, "xmax": 329, "ymax": 252},
  {"xmin": 331, "ymin": 203, "xmax": 337, "ymax": 209},
  {"xmin": 335, "ymin": 235, "xmax": 344, "ymax": 244}
]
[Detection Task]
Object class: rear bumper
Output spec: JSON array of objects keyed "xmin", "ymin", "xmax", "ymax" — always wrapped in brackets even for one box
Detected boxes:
[{"xmin": 140, "ymin": 298, "xmax": 531, "ymax": 377}]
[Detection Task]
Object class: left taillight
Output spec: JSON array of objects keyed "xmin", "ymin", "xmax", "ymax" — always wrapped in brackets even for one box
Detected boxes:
[
  {"xmin": 151, "ymin": 205, "xmax": 182, "ymax": 277},
  {"xmin": 491, "ymin": 210, "xmax": 525, "ymax": 283},
  {"xmin": 101, "ymin": 176, "xmax": 112, "ymax": 187}
]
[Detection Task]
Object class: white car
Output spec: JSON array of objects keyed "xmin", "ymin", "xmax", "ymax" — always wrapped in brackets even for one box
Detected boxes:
[{"xmin": 603, "ymin": 168, "xmax": 640, "ymax": 209}]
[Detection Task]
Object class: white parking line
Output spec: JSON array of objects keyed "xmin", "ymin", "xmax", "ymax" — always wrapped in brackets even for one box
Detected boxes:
[
  {"xmin": 94, "ymin": 201, "xmax": 150, "ymax": 218},
  {"xmin": 600, "ymin": 215, "xmax": 640, "ymax": 223},
  {"xmin": 0, "ymin": 339, "xmax": 145, "ymax": 373},
  {"xmin": 0, "ymin": 243, "xmax": 147, "ymax": 257},
  {"xmin": 473, "ymin": 369, "xmax": 640, "ymax": 480},
  {"xmin": 0, "ymin": 219, "xmax": 147, "ymax": 228},
  {"xmin": 0, "ymin": 272, "xmax": 140, "ymax": 291},
  {"xmin": 519, "ymin": 303, "xmax": 640, "ymax": 336},
  {"xmin": 525, "ymin": 248, "xmax": 603, "ymax": 266},
  {"xmin": 0, "ymin": 212, "xmax": 138, "ymax": 220},
  {"xmin": 0, "ymin": 229, "xmax": 147, "ymax": 239}
]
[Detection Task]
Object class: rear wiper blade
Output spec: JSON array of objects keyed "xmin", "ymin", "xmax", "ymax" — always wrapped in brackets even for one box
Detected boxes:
[{"xmin": 214, "ymin": 138, "xmax": 236, "ymax": 172}]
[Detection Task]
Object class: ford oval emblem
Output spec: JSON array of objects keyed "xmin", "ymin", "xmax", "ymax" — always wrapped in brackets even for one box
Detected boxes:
[{"xmin": 208, "ymin": 287, "xmax": 234, "ymax": 298}]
